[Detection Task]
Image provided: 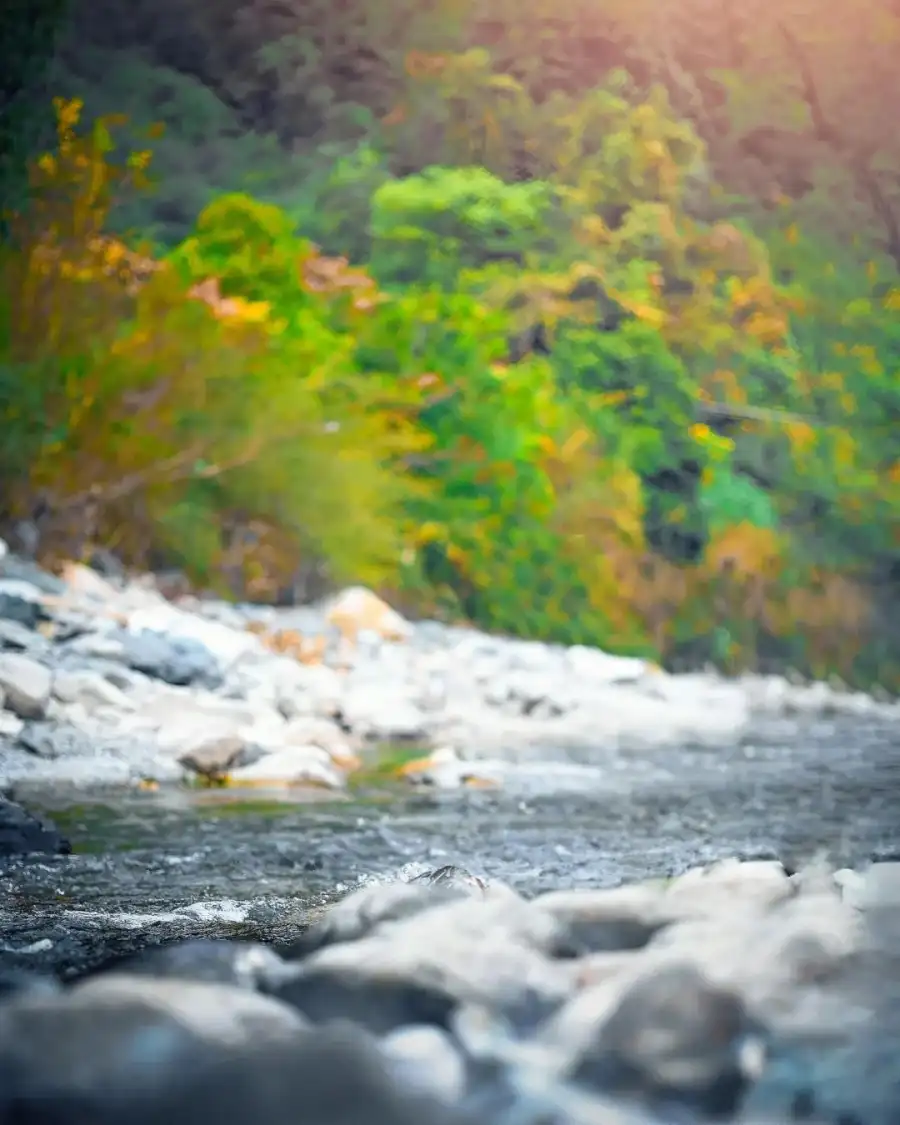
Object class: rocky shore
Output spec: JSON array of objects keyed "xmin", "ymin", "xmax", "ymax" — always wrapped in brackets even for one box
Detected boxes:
[
  {"xmin": 2, "ymin": 856, "xmax": 900, "ymax": 1125},
  {"xmin": 1, "ymin": 542, "xmax": 899, "ymax": 1124},
  {"xmin": 0, "ymin": 540, "xmax": 896, "ymax": 804}
]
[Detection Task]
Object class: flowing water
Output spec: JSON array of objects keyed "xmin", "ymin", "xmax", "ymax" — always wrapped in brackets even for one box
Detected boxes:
[{"xmin": 1, "ymin": 714, "xmax": 898, "ymax": 978}]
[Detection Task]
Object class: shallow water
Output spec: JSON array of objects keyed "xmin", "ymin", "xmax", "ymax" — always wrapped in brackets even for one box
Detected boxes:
[{"xmin": 1, "ymin": 714, "xmax": 899, "ymax": 977}]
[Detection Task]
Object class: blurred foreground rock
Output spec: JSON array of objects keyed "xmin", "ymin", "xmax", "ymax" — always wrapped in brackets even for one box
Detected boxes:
[{"xmin": 1, "ymin": 857, "xmax": 899, "ymax": 1125}]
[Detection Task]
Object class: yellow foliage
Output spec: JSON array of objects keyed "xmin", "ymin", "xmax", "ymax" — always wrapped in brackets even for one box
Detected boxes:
[
  {"xmin": 785, "ymin": 421, "xmax": 817, "ymax": 455},
  {"xmin": 0, "ymin": 99, "xmax": 424, "ymax": 593},
  {"xmin": 703, "ymin": 523, "xmax": 783, "ymax": 580},
  {"xmin": 883, "ymin": 288, "xmax": 900, "ymax": 311}
]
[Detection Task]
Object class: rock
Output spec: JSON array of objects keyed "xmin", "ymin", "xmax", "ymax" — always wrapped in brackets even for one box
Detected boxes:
[
  {"xmin": 534, "ymin": 885, "xmax": 672, "ymax": 955},
  {"xmin": 0, "ymin": 711, "xmax": 24, "ymax": 739},
  {"xmin": 0, "ymin": 968, "xmax": 60, "ymax": 999},
  {"xmin": 0, "ymin": 653, "xmax": 52, "ymax": 719},
  {"xmin": 0, "ymin": 617, "xmax": 52, "ymax": 658},
  {"xmin": 274, "ymin": 893, "xmax": 574, "ymax": 1035},
  {"xmin": 565, "ymin": 964, "xmax": 765, "ymax": 1117},
  {"xmin": 228, "ymin": 745, "xmax": 345, "ymax": 789},
  {"xmin": 280, "ymin": 879, "xmax": 479, "ymax": 960},
  {"xmin": 0, "ymin": 552, "xmax": 66, "ymax": 595},
  {"xmin": 325, "ymin": 586, "xmax": 413, "ymax": 643},
  {"xmin": 663, "ymin": 858, "xmax": 793, "ymax": 917},
  {"xmin": 565, "ymin": 645, "xmax": 652, "ymax": 685},
  {"xmin": 382, "ymin": 1024, "xmax": 468, "ymax": 1103},
  {"xmin": 52, "ymin": 669, "xmax": 135, "ymax": 711},
  {"xmin": 137, "ymin": 693, "xmax": 264, "ymax": 753},
  {"xmin": 0, "ymin": 973, "xmax": 472, "ymax": 1125},
  {"xmin": 409, "ymin": 865, "xmax": 487, "ymax": 895},
  {"xmin": 16, "ymin": 721, "xmax": 99, "ymax": 760},
  {"xmin": 269, "ymin": 956, "xmax": 463, "ymax": 1035},
  {"xmin": 0, "ymin": 591, "xmax": 43, "ymax": 629},
  {"xmin": 86, "ymin": 939, "xmax": 293, "ymax": 992},
  {"xmin": 177, "ymin": 734, "xmax": 251, "ymax": 781},
  {"xmin": 128, "ymin": 605, "xmax": 260, "ymax": 669},
  {"xmin": 61, "ymin": 631, "xmax": 129, "ymax": 661},
  {"xmin": 340, "ymin": 684, "xmax": 428, "ymax": 742},
  {"xmin": 121, "ymin": 628, "xmax": 223, "ymax": 688},
  {"xmin": 280, "ymin": 716, "xmax": 359, "ymax": 767},
  {"xmin": 291, "ymin": 663, "xmax": 344, "ymax": 718},
  {"xmin": 0, "ymin": 795, "xmax": 70, "ymax": 856},
  {"xmin": 0, "ymin": 973, "xmax": 304, "ymax": 1117}
]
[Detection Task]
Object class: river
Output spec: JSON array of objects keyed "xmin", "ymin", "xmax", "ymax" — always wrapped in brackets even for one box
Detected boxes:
[{"xmin": 1, "ymin": 712, "xmax": 897, "ymax": 980}]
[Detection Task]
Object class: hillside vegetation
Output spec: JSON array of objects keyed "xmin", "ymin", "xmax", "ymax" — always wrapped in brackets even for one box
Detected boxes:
[{"xmin": 2, "ymin": 0, "xmax": 899, "ymax": 687}]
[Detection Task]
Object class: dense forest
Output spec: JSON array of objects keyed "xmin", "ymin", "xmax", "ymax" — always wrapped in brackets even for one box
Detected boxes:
[{"xmin": 1, "ymin": 0, "xmax": 899, "ymax": 687}]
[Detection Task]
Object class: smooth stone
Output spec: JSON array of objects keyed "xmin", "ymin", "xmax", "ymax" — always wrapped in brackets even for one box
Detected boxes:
[{"xmin": 0, "ymin": 654, "xmax": 52, "ymax": 719}]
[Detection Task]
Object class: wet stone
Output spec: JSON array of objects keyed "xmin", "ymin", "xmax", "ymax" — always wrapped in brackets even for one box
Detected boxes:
[{"xmin": 0, "ymin": 795, "xmax": 70, "ymax": 856}]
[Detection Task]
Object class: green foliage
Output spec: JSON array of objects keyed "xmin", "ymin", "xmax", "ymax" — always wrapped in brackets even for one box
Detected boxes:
[
  {"xmin": 0, "ymin": 102, "xmax": 428, "ymax": 596},
  {"xmin": 4, "ymin": 0, "xmax": 900, "ymax": 689},
  {"xmin": 370, "ymin": 167, "xmax": 555, "ymax": 285}
]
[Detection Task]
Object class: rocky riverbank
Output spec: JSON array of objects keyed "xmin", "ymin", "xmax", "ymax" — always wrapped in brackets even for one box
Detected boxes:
[
  {"xmin": 2, "ymin": 543, "xmax": 900, "ymax": 1124},
  {"xmin": 2, "ymin": 856, "xmax": 900, "ymax": 1125},
  {"xmin": 0, "ymin": 540, "xmax": 897, "ymax": 801}
]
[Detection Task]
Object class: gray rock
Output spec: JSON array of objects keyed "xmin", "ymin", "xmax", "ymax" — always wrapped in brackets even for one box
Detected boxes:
[
  {"xmin": 533, "ymin": 885, "xmax": 672, "ymax": 954},
  {"xmin": 276, "ymin": 893, "xmax": 574, "ymax": 1034},
  {"xmin": 664, "ymin": 858, "xmax": 793, "ymax": 916},
  {"xmin": 281, "ymin": 879, "xmax": 485, "ymax": 959},
  {"xmin": 17, "ymin": 721, "xmax": 98, "ymax": 760},
  {"xmin": 0, "ymin": 795, "xmax": 70, "ymax": 856},
  {"xmin": 121, "ymin": 628, "xmax": 223, "ymax": 688},
  {"xmin": 177, "ymin": 734, "xmax": 251, "ymax": 781},
  {"xmin": 0, "ymin": 653, "xmax": 52, "ymax": 719},
  {"xmin": 564, "ymin": 963, "xmax": 765, "ymax": 1117},
  {"xmin": 0, "ymin": 591, "xmax": 43, "ymax": 629},
  {"xmin": 52, "ymin": 669, "xmax": 135, "ymax": 711},
  {"xmin": 0, "ymin": 617, "xmax": 52, "ymax": 658},
  {"xmin": 0, "ymin": 579, "xmax": 51, "ymax": 608},
  {"xmin": 87, "ymin": 939, "xmax": 293, "ymax": 992},
  {"xmin": 0, "ymin": 975, "xmax": 470, "ymax": 1125},
  {"xmin": 0, "ymin": 552, "xmax": 66, "ymax": 595}
]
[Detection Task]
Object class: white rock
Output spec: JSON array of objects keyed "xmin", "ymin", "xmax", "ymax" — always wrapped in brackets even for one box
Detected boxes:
[
  {"xmin": 664, "ymin": 858, "xmax": 793, "ymax": 916},
  {"xmin": 127, "ymin": 605, "xmax": 260, "ymax": 667},
  {"xmin": 0, "ymin": 654, "xmax": 52, "ymax": 719},
  {"xmin": 229, "ymin": 745, "xmax": 344, "ymax": 788},
  {"xmin": 280, "ymin": 716, "xmax": 357, "ymax": 765},
  {"xmin": 382, "ymin": 1025, "xmax": 467, "ymax": 1103},
  {"xmin": 324, "ymin": 586, "xmax": 413, "ymax": 642},
  {"xmin": 52, "ymin": 670, "xmax": 135, "ymax": 712},
  {"xmin": 566, "ymin": 645, "xmax": 651, "ymax": 684},
  {"xmin": 340, "ymin": 685, "xmax": 427, "ymax": 742},
  {"xmin": 64, "ymin": 633, "xmax": 128, "ymax": 661},
  {"xmin": 0, "ymin": 710, "xmax": 24, "ymax": 738}
]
